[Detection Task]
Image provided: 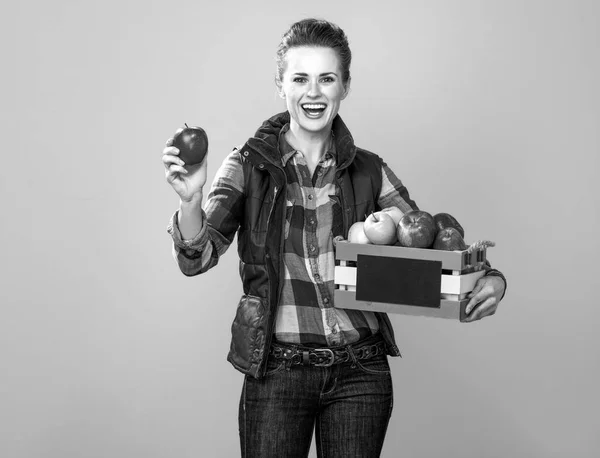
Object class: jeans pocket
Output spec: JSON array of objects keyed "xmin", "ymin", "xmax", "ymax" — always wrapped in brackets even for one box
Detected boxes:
[
  {"xmin": 264, "ymin": 358, "xmax": 287, "ymax": 376},
  {"xmin": 355, "ymin": 355, "xmax": 391, "ymax": 375}
]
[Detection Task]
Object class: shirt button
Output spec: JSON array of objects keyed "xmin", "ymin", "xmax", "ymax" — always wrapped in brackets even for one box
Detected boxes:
[
  {"xmin": 314, "ymin": 273, "xmax": 320, "ymax": 280},
  {"xmin": 310, "ymin": 245, "xmax": 316, "ymax": 252},
  {"xmin": 331, "ymin": 328, "xmax": 338, "ymax": 334},
  {"xmin": 323, "ymin": 297, "xmax": 330, "ymax": 304},
  {"xmin": 309, "ymin": 219, "xmax": 315, "ymax": 225},
  {"xmin": 308, "ymin": 194, "xmax": 314, "ymax": 200},
  {"xmin": 243, "ymin": 151, "xmax": 249, "ymax": 157}
]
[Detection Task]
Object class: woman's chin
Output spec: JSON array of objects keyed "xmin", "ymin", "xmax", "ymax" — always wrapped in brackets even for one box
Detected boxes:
[{"xmin": 291, "ymin": 112, "xmax": 335, "ymax": 135}]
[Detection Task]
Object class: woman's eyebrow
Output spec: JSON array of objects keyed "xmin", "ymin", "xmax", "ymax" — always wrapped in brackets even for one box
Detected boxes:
[{"xmin": 292, "ymin": 72, "xmax": 338, "ymax": 77}]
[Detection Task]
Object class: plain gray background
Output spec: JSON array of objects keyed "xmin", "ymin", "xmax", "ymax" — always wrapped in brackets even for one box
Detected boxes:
[{"xmin": 1, "ymin": 1, "xmax": 598, "ymax": 457}]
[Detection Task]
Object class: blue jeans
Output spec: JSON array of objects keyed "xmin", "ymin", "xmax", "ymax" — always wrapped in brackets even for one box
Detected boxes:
[{"xmin": 238, "ymin": 336, "xmax": 394, "ymax": 457}]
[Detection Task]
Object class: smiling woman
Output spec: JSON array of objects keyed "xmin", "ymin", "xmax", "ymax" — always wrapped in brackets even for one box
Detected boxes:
[{"xmin": 161, "ymin": 17, "xmax": 506, "ymax": 458}]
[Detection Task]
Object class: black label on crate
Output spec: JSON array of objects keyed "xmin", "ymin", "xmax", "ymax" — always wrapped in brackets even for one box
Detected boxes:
[{"xmin": 356, "ymin": 255, "xmax": 442, "ymax": 308}]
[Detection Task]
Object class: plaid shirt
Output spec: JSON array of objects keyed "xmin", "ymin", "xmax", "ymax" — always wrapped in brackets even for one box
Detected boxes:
[{"xmin": 167, "ymin": 124, "xmax": 419, "ymax": 347}]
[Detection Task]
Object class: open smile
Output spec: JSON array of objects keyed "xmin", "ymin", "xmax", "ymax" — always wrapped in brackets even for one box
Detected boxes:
[{"xmin": 301, "ymin": 103, "xmax": 327, "ymax": 117}]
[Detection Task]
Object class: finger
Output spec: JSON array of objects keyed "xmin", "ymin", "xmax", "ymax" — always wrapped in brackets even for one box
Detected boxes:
[
  {"xmin": 465, "ymin": 284, "xmax": 487, "ymax": 315},
  {"xmin": 465, "ymin": 297, "xmax": 496, "ymax": 322},
  {"xmin": 166, "ymin": 164, "xmax": 188, "ymax": 178},
  {"xmin": 163, "ymin": 153, "xmax": 185, "ymax": 165},
  {"xmin": 166, "ymin": 137, "xmax": 174, "ymax": 147},
  {"xmin": 163, "ymin": 146, "xmax": 180, "ymax": 157},
  {"xmin": 468, "ymin": 280, "xmax": 484, "ymax": 298},
  {"xmin": 162, "ymin": 155, "xmax": 185, "ymax": 171},
  {"xmin": 465, "ymin": 291, "xmax": 489, "ymax": 315}
]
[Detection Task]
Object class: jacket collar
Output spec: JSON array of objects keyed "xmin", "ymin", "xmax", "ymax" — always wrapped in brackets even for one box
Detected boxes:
[{"xmin": 244, "ymin": 111, "xmax": 357, "ymax": 170}]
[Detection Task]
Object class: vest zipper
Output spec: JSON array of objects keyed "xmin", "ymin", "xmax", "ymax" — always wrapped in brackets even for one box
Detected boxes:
[
  {"xmin": 262, "ymin": 182, "xmax": 286, "ymax": 377},
  {"xmin": 336, "ymin": 175, "xmax": 349, "ymax": 235}
]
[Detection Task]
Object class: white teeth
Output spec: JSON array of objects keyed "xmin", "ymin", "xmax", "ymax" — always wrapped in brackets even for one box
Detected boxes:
[{"xmin": 302, "ymin": 104, "xmax": 326, "ymax": 109}]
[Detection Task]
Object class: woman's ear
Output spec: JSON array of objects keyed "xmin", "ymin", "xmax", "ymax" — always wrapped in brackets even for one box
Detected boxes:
[
  {"xmin": 275, "ymin": 78, "xmax": 286, "ymax": 99},
  {"xmin": 278, "ymin": 85, "xmax": 286, "ymax": 99},
  {"xmin": 342, "ymin": 77, "xmax": 352, "ymax": 100}
]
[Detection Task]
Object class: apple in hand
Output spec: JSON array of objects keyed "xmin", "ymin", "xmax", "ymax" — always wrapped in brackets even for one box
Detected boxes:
[
  {"xmin": 380, "ymin": 206, "xmax": 403, "ymax": 226},
  {"xmin": 433, "ymin": 212, "xmax": 465, "ymax": 238},
  {"xmin": 172, "ymin": 124, "xmax": 208, "ymax": 166},
  {"xmin": 347, "ymin": 221, "xmax": 371, "ymax": 244},
  {"xmin": 432, "ymin": 227, "xmax": 468, "ymax": 251},
  {"xmin": 397, "ymin": 210, "xmax": 437, "ymax": 248},
  {"xmin": 363, "ymin": 211, "xmax": 398, "ymax": 245}
]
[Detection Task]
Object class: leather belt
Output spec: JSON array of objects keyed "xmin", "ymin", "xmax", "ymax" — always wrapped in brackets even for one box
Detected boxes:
[{"xmin": 269, "ymin": 336, "xmax": 386, "ymax": 368}]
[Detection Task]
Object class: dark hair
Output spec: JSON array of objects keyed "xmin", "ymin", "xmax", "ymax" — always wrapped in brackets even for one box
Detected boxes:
[{"xmin": 275, "ymin": 18, "xmax": 351, "ymax": 89}]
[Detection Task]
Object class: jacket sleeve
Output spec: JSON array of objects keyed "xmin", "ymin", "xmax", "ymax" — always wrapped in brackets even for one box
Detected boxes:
[
  {"xmin": 377, "ymin": 161, "xmax": 419, "ymax": 214},
  {"xmin": 166, "ymin": 149, "xmax": 245, "ymax": 276}
]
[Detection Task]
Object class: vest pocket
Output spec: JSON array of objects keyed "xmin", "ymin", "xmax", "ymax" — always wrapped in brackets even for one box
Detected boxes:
[{"xmin": 231, "ymin": 294, "xmax": 267, "ymax": 366}]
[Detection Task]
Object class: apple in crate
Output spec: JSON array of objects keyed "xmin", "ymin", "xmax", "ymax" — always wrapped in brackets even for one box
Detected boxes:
[
  {"xmin": 347, "ymin": 221, "xmax": 371, "ymax": 244},
  {"xmin": 397, "ymin": 210, "xmax": 437, "ymax": 248},
  {"xmin": 433, "ymin": 227, "xmax": 467, "ymax": 251},
  {"xmin": 433, "ymin": 212, "xmax": 465, "ymax": 238},
  {"xmin": 364, "ymin": 211, "xmax": 397, "ymax": 245},
  {"xmin": 380, "ymin": 206, "xmax": 403, "ymax": 226}
]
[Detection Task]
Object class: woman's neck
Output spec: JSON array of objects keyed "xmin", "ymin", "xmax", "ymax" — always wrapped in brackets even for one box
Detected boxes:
[{"xmin": 285, "ymin": 123, "xmax": 332, "ymax": 164}]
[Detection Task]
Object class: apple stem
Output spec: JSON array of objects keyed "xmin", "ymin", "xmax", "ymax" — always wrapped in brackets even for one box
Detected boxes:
[
  {"xmin": 371, "ymin": 211, "xmax": 378, "ymax": 222},
  {"xmin": 185, "ymin": 123, "xmax": 189, "ymax": 128}
]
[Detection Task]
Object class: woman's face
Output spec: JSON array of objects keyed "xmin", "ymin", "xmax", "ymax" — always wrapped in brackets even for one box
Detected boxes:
[{"xmin": 279, "ymin": 46, "xmax": 349, "ymax": 137}]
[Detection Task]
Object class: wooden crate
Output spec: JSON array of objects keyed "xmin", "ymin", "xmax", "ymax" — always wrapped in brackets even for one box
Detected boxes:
[{"xmin": 334, "ymin": 241, "xmax": 489, "ymax": 320}]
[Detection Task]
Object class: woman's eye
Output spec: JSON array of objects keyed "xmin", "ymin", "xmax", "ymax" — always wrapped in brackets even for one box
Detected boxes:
[
  {"xmin": 293, "ymin": 77, "xmax": 307, "ymax": 83},
  {"xmin": 321, "ymin": 77, "xmax": 334, "ymax": 83}
]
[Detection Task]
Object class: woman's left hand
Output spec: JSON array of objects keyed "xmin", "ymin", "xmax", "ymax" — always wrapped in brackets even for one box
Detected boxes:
[{"xmin": 462, "ymin": 276, "xmax": 506, "ymax": 322}]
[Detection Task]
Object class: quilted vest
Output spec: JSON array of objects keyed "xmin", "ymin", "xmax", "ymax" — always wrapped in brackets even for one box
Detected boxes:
[{"xmin": 227, "ymin": 112, "xmax": 401, "ymax": 379}]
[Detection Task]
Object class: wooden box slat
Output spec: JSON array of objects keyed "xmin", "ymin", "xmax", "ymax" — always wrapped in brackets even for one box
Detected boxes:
[
  {"xmin": 335, "ymin": 241, "xmax": 487, "ymax": 271},
  {"xmin": 334, "ymin": 290, "xmax": 468, "ymax": 320}
]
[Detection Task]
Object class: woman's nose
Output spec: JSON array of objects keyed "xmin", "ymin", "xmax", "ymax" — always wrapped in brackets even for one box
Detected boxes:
[{"xmin": 307, "ymin": 80, "xmax": 321, "ymax": 97}]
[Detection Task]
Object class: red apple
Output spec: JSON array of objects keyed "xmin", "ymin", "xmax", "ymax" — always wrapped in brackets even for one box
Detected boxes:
[
  {"xmin": 433, "ymin": 212, "xmax": 465, "ymax": 238},
  {"xmin": 347, "ymin": 221, "xmax": 371, "ymax": 244},
  {"xmin": 364, "ymin": 211, "xmax": 397, "ymax": 245},
  {"xmin": 397, "ymin": 210, "xmax": 437, "ymax": 248},
  {"xmin": 432, "ymin": 227, "xmax": 467, "ymax": 251},
  {"xmin": 380, "ymin": 206, "xmax": 403, "ymax": 226},
  {"xmin": 172, "ymin": 123, "xmax": 208, "ymax": 166}
]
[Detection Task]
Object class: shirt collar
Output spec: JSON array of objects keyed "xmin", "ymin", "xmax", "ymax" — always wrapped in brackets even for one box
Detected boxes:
[{"xmin": 278, "ymin": 123, "xmax": 337, "ymax": 166}]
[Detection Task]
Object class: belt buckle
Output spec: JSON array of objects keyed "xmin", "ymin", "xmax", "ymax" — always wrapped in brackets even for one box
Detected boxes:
[{"xmin": 313, "ymin": 348, "xmax": 335, "ymax": 367}]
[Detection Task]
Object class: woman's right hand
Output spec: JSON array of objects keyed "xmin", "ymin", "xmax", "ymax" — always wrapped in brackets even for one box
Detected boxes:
[{"xmin": 162, "ymin": 129, "xmax": 207, "ymax": 202}]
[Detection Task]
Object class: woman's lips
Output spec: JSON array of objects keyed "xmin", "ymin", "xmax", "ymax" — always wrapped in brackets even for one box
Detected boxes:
[{"xmin": 301, "ymin": 103, "xmax": 327, "ymax": 116}]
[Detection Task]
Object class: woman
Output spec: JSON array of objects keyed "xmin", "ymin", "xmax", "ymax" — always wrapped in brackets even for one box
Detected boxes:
[{"xmin": 162, "ymin": 18, "xmax": 506, "ymax": 458}]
